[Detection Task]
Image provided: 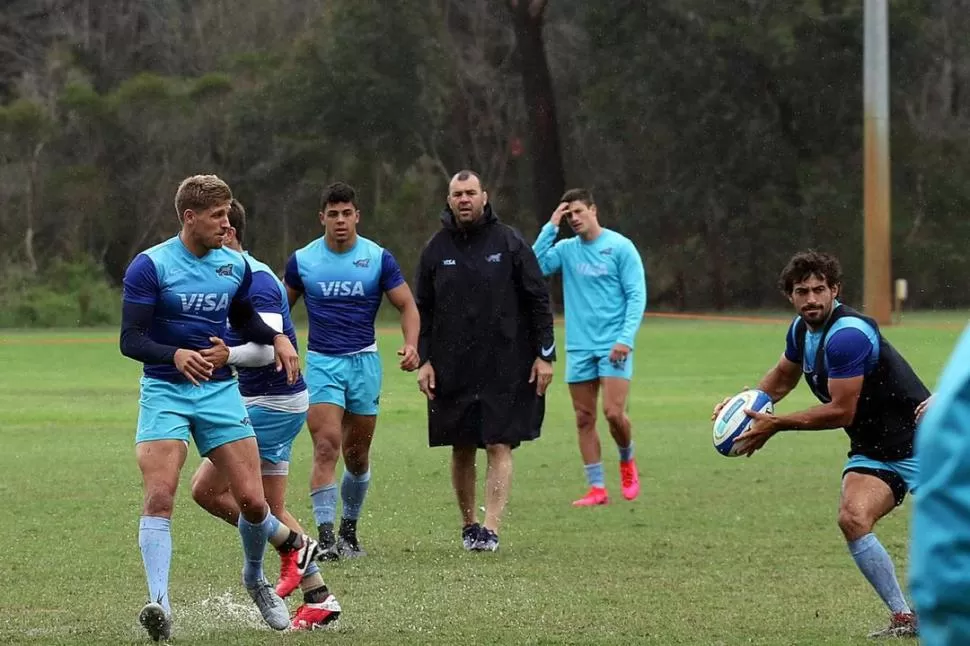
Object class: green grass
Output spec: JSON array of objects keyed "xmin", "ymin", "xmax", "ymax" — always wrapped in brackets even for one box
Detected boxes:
[{"xmin": 0, "ymin": 318, "xmax": 962, "ymax": 645}]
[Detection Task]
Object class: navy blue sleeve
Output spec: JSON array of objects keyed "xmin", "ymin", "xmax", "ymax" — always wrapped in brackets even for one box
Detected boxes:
[
  {"xmin": 122, "ymin": 254, "xmax": 159, "ymax": 305},
  {"xmin": 249, "ymin": 272, "xmax": 284, "ymax": 314},
  {"xmin": 229, "ymin": 260, "xmax": 280, "ymax": 345},
  {"xmin": 826, "ymin": 328, "xmax": 874, "ymax": 379},
  {"xmin": 119, "ymin": 301, "xmax": 178, "ymax": 364},
  {"xmin": 784, "ymin": 318, "xmax": 802, "ymax": 363},
  {"xmin": 380, "ymin": 249, "xmax": 406, "ymax": 292},
  {"xmin": 284, "ymin": 254, "xmax": 304, "ymax": 293}
]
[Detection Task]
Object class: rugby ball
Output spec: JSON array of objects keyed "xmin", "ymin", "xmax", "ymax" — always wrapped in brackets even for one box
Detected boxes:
[{"xmin": 712, "ymin": 389, "xmax": 774, "ymax": 457}]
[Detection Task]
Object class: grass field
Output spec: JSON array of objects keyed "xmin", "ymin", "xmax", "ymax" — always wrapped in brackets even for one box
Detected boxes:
[{"xmin": 0, "ymin": 314, "xmax": 965, "ymax": 645}]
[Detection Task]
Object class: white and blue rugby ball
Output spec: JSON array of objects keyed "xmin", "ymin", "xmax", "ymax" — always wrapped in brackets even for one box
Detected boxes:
[{"xmin": 712, "ymin": 389, "xmax": 774, "ymax": 457}]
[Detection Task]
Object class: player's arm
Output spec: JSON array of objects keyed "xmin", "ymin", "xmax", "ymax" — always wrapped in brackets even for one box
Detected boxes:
[
  {"xmin": 119, "ymin": 254, "xmax": 178, "ymax": 365},
  {"xmin": 616, "ymin": 241, "xmax": 647, "ymax": 351},
  {"xmin": 283, "ymin": 253, "xmax": 304, "ymax": 309},
  {"xmin": 381, "ymin": 249, "xmax": 420, "ymax": 371},
  {"xmin": 224, "ymin": 312, "xmax": 283, "ymax": 367},
  {"xmin": 532, "ymin": 204, "xmax": 567, "ymax": 277},
  {"xmin": 755, "ymin": 354, "xmax": 803, "ymax": 403},
  {"xmin": 231, "ymin": 261, "xmax": 300, "ymax": 383}
]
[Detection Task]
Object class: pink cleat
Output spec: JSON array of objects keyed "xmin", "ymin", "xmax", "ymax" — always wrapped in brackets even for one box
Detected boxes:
[
  {"xmin": 572, "ymin": 486, "xmax": 609, "ymax": 506},
  {"xmin": 291, "ymin": 594, "xmax": 342, "ymax": 630},
  {"xmin": 275, "ymin": 534, "xmax": 319, "ymax": 599},
  {"xmin": 620, "ymin": 459, "xmax": 640, "ymax": 501}
]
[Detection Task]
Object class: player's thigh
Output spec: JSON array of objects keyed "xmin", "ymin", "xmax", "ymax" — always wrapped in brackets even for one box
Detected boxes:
[
  {"xmin": 343, "ymin": 412, "xmax": 377, "ymax": 460},
  {"xmin": 345, "ymin": 352, "xmax": 383, "ymax": 416},
  {"xmin": 136, "ymin": 439, "xmax": 188, "ymax": 494},
  {"xmin": 206, "ymin": 435, "xmax": 265, "ymax": 503},
  {"xmin": 190, "ymin": 456, "xmax": 230, "ymax": 498},
  {"xmin": 306, "ymin": 351, "xmax": 349, "ymax": 409},
  {"xmin": 599, "ymin": 376, "xmax": 631, "ymax": 416},
  {"xmin": 307, "ymin": 402, "xmax": 344, "ymax": 454},
  {"xmin": 568, "ymin": 379, "xmax": 599, "ymax": 421},
  {"xmin": 565, "ymin": 350, "xmax": 599, "ymax": 386},
  {"xmin": 136, "ymin": 376, "xmax": 193, "ymax": 447},
  {"xmin": 840, "ymin": 468, "xmax": 898, "ymax": 525},
  {"xmin": 250, "ymin": 405, "xmax": 306, "ymax": 470},
  {"xmin": 191, "ymin": 379, "xmax": 256, "ymax": 458}
]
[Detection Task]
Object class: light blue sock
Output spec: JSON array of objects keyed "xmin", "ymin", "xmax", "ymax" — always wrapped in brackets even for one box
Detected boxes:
[
  {"xmin": 238, "ymin": 511, "xmax": 280, "ymax": 587},
  {"xmin": 310, "ymin": 484, "xmax": 338, "ymax": 526},
  {"xmin": 848, "ymin": 533, "xmax": 911, "ymax": 614},
  {"xmin": 619, "ymin": 442, "xmax": 635, "ymax": 463},
  {"xmin": 584, "ymin": 462, "xmax": 605, "ymax": 488},
  {"xmin": 139, "ymin": 516, "xmax": 172, "ymax": 614},
  {"xmin": 340, "ymin": 469, "xmax": 372, "ymax": 521}
]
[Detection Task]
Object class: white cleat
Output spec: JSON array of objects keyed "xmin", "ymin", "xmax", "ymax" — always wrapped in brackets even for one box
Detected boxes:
[
  {"xmin": 138, "ymin": 601, "xmax": 172, "ymax": 642},
  {"xmin": 246, "ymin": 579, "xmax": 290, "ymax": 631}
]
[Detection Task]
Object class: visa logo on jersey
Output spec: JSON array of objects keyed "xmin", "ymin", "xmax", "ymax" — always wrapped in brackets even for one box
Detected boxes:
[
  {"xmin": 318, "ymin": 281, "xmax": 365, "ymax": 297},
  {"xmin": 178, "ymin": 292, "xmax": 230, "ymax": 312}
]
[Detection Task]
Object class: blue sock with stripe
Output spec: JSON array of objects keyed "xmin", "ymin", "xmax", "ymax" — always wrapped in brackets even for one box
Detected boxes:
[
  {"xmin": 139, "ymin": 516, "xmax": 172, "ymax": 614},
  {"xmin": 584, "ymin": 462, "xmax": 605, "ymax": 488},
  {"xmin": 341, "ymin": 469, "xmax": 372, "ymax": 521},
  {"xmin": 238, "ymin": 511, "xmax": 280, "ymax": 587},
  {"xmin": 310, "ymin": 484, "xmax": 338, "ymax": 527}
]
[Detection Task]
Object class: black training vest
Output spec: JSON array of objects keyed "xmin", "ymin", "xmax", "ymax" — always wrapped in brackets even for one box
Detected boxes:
[{"xmin": 793, "ymin": 305, "xmax": 929, "ymax": 461}]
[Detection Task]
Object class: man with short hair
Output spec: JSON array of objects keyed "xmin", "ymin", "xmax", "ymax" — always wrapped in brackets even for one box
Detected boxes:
[
  {"xmin": 532, "ymin": 188, "xmax": 647, "ymax": 506},
  {"xmin": 712, "ymin": 250, "xmax": 926, "ymax": 638},
  {"xmin": 415, "ymin": 169, "xmax": 556, "ymax": 552},
  {"xmin": 285, "ymin": 181, "xmax": 420, "ymax": 559},
  {"xmin": 120, "ymin": 175, "xmax": 302, "ymax": 640},
  {"xmin": 189, "ymin": 199, "xmax": 341, "ymax": 631}
]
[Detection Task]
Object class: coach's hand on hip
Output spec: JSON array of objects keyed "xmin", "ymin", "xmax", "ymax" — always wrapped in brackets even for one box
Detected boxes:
[
  {"xmin": 530, "ymin": 358, "xmax": 554, "ymax": 396},
  {"xmin": 200, "ymin": 336, "xmax": 230, "ymax": 369},
  {"xmin": 174, "ymin": 348, "xmax": 213, "ymax": 386},
  {"xmin": 417, "ymin": 362, "xmax": 436, "ymax": 400},
  {"xmin": 272, "ymin": 334, "xmax": 301, "ymax": 385}
]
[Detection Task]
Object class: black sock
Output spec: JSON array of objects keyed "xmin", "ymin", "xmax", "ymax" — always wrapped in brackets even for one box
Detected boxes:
[
  {"xmin": 303, "ymin": 585, "xmax": 331, "ymax": 604},
  {"xmin": 318, "ymin": 522, "xmax": 335, "ymax": 545},
  {"xmin": 277, "ymin": 530, "xmax": 301, "ymax": 553}
]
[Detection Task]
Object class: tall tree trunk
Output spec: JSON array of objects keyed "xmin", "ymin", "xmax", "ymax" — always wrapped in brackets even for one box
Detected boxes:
[
  {"xmin": 507, "ymin": 0, "xmax": 565, "ymax": 224},
  {"xmin": 24, "ymin": 141, "xmax": 44, "ymax": 274}
]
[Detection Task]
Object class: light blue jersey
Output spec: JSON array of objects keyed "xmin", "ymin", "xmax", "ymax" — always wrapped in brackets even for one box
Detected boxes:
[
  {"xmin": 910, "ymin": 323, "xmax": 970, "ymax": 645},
  {"xmin": 533, "ymin": 223, "xmax": 647, "ymax": 351},
  {"xmin": 285, "ymin": 236, "xmax": 404, "ymax": 355},
  {"xmin": 123, "ymin": 235, "xmax": 251, "ymax": 383}
]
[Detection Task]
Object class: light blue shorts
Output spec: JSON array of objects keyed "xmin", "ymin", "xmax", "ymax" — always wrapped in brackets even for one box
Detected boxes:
[
  {"xmin": 306, "ymin": 350, "xmax": 382, "ymax": 415},
  {"xmin": 843, "ymin": 454, "xmax": 919, "ymax": 503},
  {"xmin": 565, "ymin": 349, "xmax": 634, "ymax": 384},
  {"xmin": 136, "ymin": 377, "xmax": 255, "ymax": 457},
  {"xmin": 249, "ymin": 405, "xmax": 307, "ymax": 465}
]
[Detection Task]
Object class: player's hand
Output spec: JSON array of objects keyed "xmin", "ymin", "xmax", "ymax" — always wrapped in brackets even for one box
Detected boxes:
[
  {"xmin": 530, "ymin": 358, "xmax": 554, "ymax": 396},
  {"xmin": 915, "ymin": 395, "xmax": 935, "ymax": 423},
  {"xmin": 550, "ymin": 202, "xmax": 569, "ymax": 227},
  {"xmin": 710, "ymin": 395, "xmax": 733, "ymax": 421},
  {"xmin": 272, "ymin": 334, "xmax": 301, "ymax": 385},
  {"xmin": 418, "ymin": 362, "xmax": 436, "ymax": 400},
  {"xmin": 608, "ymin": 343, "xmax": 631, "ymax": 365},
  {"xmin": 734, "ymin": 409, "xmax": 780, "ymax": 457},
  {"xmin": 200, "ymin": 336, "xmax": 230, "ymax": 370},
  {"xmin": 397, "ymin": 344, "xmax": 419, "ymax": 372},
  {"xmin": 174, "ymin": 348, "xmax": 213, "ymax": 386}
]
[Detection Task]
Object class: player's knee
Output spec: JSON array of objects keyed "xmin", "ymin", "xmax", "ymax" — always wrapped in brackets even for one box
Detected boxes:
[
  {"xmin": 343, "ymin": 448, "xmax": 370, "ymax": 475},
  {"xmin": 603, "ymin": 405, "xmax": 626, "ymax": 428},
  {"xmin": 574, "ymin": 407, "xmax": 596, "ymax": 432},
  {"xmin": 143, "ymin": 488, "xmax": 177, "ymax": 517},
  {"xmin": 236, "ymin": 490, "xmax": 269, "ymax": 521},
  {"xmin": 189, "ymin": 476, "xmax": 213, "ymax": 508},
  {"xmin": 837, "ymin": 505, "xmax": 873, "ymax": 540},
  {"xmin": 312, "ymin": 433, "xmax": 340, "ymax": 466}
]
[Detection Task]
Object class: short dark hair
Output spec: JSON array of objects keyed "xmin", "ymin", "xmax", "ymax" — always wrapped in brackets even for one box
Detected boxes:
[
  {"xmin": 228, "ymin": 198, "xmax": 246, "ymax": 246},
  {"xmin": 321, "ymin": 182, "xmax": 357, "ymax": 210},
  {"xmin": 560, "ymin": 188, "xmax": 594, "ymax": 207},
  {"xmin": 778, "ymin": 250, "xmax": 843, "ymax": 294},
  {"xmin": 452, "ymin": 169, "xmax": 484, "ymax": 191}
]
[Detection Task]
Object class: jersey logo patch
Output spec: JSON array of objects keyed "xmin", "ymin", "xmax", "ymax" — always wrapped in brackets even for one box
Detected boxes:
[
  {"xmin": 178, "ymin": 292, "xmax": 230, "ymax": 312},
  {"xmin": 442, "ymin": 259, "xmax": 456, "ymax": 266},
  {"xmin": 353, "ymin": 258, "xmax": 370, "ymax": 268},
  {"xmin": 318, "ymin": 280, "xmax": 365, "ymax": 297},
  {"xmin": 216, "ymin": 263, "xmax": 234, "ymax": 276},
  {"xmin": 486, "ymin": 253, "xmax": 502, "ymax": 263},
  {"xmin": 599, "ymin": 247, "xmax": 613, "ymax": 256},
  {"xmin": 576, "ymin": 262, "xmax": 608, "ymax": 277}
]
